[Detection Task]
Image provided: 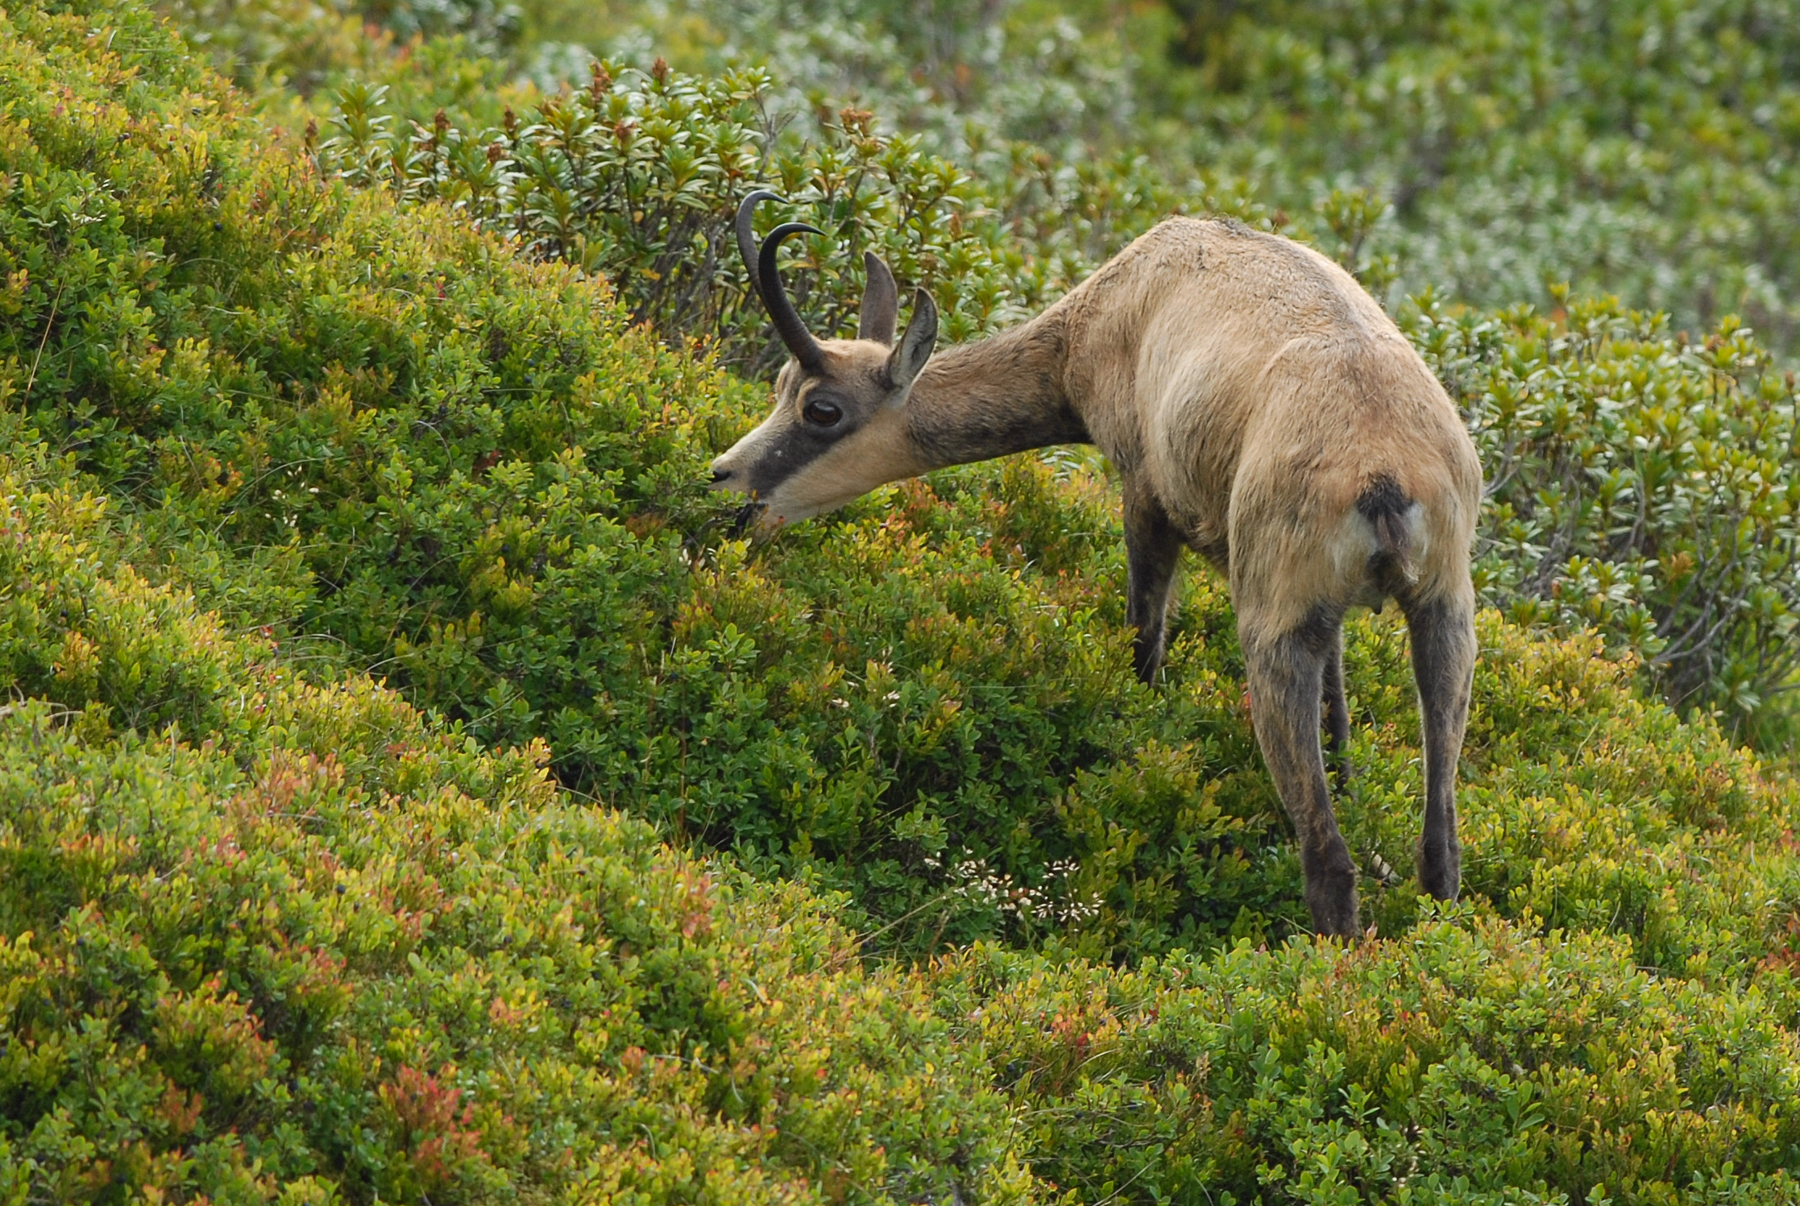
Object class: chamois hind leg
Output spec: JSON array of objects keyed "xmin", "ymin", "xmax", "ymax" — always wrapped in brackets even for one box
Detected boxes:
[
  {"xmin": 1401, "ymin": 592, "xmax": 1476, "ymax": 902},
  {"xmin": 1243, "ymin": 608, "xmax": 1360, "ymax": 938},
  {"xmin": 1123, "ymin": 478, "xmax": 1184, "ymax": 684},
  {"xmin": 1322, "ymin": 623, "xmax": 1351, "ymax": 780}
]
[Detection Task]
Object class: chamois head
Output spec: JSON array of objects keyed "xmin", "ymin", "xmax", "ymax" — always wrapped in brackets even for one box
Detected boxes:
[{"xmin": 709, "ymin": 190, "xmax": 938, "ymax": 531}]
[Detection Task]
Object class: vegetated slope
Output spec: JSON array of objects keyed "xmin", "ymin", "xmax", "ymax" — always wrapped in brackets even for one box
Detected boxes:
[
  {"xmin": 5, "ymin": 2, "xmax": 1800, "ymax": 1202},
  {"xmin": 309, "ymin": 64, "xmax": 1800, "ymax": 745},
  {"xmin": 8, "ymin": 447, "xmax": 1800, "ymax": 1205},
  {"xmin": 8, "ymin": 0, "xmax": 1800, "ymax": 960},
  {"xmin": 155, "ymin": 0, "xmax": 1800, "ymax": 381},
  {"xmin": 1158, "ymin": 0, "xmax": 1800, "ymax": 356},
  {"xmin": 0, "ymin": 445, "xmax": 1034, "ymax": 1205}
]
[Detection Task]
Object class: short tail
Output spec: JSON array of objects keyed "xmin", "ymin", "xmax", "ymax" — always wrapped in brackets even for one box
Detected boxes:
[{"xmin": 1357, "ymin": 475, "xmax": 1418, "ymax": 600}]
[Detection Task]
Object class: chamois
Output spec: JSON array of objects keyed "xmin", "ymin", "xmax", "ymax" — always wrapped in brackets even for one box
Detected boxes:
[{"xmin": 711, "ymin": 191, "xmax": 1482, "ymax": 938}]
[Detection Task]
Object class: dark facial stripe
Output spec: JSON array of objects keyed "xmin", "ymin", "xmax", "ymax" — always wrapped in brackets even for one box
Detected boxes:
[{"xmin": 745, "ymin": 420, "xmax": 843, "ymax": 498}]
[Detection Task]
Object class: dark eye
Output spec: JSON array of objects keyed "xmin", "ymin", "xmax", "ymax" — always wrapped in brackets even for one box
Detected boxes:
[{"xmin": 803, "ymin": 399, "xmax": 843, "ymax": 427}]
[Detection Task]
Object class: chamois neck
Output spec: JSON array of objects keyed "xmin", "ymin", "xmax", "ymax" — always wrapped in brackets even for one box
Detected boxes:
[{"xmin": 904, "ymin": 309, "xmax": 1087, "ymax": 472}]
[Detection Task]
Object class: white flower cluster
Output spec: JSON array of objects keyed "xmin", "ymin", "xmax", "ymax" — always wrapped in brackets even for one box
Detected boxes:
[{"xmin": 922, "ymin": 850, "xmax": 1100, "ymax": 926}]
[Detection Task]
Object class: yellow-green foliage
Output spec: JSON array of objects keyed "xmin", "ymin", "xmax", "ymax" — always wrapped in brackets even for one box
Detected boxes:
[
  {"xmin": 8, "ymin": 2, "xmax": 1800, "ymax": 1201},
  {"xmin": 0, "ymin": 450, "xmax": 1038, "ymax": 1205},
  {"xmin": 5, "ymin": 441, "xmax": 1800, "ymax": 1201},
  {"xmin": 943, "ymin": 920, "xmax": 1800, "ymax": 1203},
  {"xmin": 6, "ymin": 0, "xmax": 1800, "ymax": 961},
  {"xmin": 307, "ymin": 55, "xmax": 1800, "ymax": 739}
]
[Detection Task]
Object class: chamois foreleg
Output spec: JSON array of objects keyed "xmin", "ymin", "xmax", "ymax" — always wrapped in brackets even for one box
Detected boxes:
[
  {"xmin": 1244, "ymin": 609, "xmax": 1360, "ymax": 938},
  {"xmin": 1401, "ymin": 592, "xmax": 1475, "ymax": 902},
  {"xmin": 1123, "ymin": 479, "xmax": 1184, "ymax": 683}
]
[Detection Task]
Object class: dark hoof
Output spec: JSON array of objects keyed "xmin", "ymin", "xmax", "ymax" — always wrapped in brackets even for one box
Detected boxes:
[
  {"xmin": 1416, "ymin": 838, "xmax": 1462, "ymax": 902},
  {"xmin": 1305, "ymin": 863, "xmax": 1361, "ymax": 938},
  {"xmin": 1132, "ymin": 640, "xmax": 1166, "ymax": 685}
]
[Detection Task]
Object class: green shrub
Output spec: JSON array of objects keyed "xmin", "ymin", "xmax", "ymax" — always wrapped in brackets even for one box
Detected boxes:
[
  {"xmin": 9, "ymin": 436, "xmax": 1800, "ymax": 1205},
  {"xmin": 0, "ymin": 448, "xmax": 1039, "ymax": 1205},
  {"xmin": 553, "ymin": 0, "xmax": 1800, "ymax": 366},
  {"xmin": 945, "ymin": 917, "xmax": 1800, "ymax": 1204},
  {"xmin": 11, "ymin": 4, "xmax": 1800, "ymax": 1201},
  {"xmin": 188, "ymin": 0, "xmax": 1800, "ymax": 365},
  {"xmin": 10, "ymin": 0, "xmax": 1800, "ymax": 959},
  {"xmin": 156, "ymin": 0, "xmax": 521, "ymax": 94},
  {"xmin": 1155, "ymin": 0, "xmax": 1800, "ymax": 359},
  {"xmin": 153, "ymin": 0, "xmax": 385, "ymax": 95},
  {"xmin": 1409, "ymin": 291, "xmax": 1800, "ymax": 737},
  {"xmin": 310, "ymin": 64, "xmax": 1270, "ymax": 379},
  {"xmin": 538, "ymin": 0, "xmax": 1146, "ymax": 165}
]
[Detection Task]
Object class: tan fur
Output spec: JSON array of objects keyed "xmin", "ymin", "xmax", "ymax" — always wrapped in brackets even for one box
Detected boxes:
[
  {"xmin": 716, "ymin": 218, "xmax": 1480, "ymax": 636},
  {"xmin": 713, "ymin": 215, "xmax": 1484, "ymax": 937}
]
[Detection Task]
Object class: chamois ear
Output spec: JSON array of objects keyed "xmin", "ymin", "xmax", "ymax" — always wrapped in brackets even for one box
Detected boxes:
[
  {"xmin": 885, "ymin": 287, "xmax": 938, "ymax": 396},
  {"xmin": 859, "ymin": 252, "xmax": 898, "ymax": 346}
]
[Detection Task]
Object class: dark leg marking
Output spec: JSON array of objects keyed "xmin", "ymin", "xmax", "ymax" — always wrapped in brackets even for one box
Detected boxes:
[
  {"xmin": 1401, "ymin": 593, "xmax": 1476, "ymax": 902},
  {"xmin": 1123, "ymin": 478, "xmax": 1184, "ymax": 684},
  {"xmin": 1244, "ymin": 607, "xmax": 1359, "ymax": 937}
]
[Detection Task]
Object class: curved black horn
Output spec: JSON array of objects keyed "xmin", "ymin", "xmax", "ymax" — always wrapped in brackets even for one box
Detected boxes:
[
  {"xmin": 758, "ymin": 221, "xmax": 827, "ymax": 371},
  {"xmin": 734, "ymin": 189, "xmax": 784, "ymax": 293}
]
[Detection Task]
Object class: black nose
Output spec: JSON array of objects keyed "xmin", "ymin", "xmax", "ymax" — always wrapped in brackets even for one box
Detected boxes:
[{"xmin": 711, "ymin": 467, "xmax": 732, "ymax": 484}]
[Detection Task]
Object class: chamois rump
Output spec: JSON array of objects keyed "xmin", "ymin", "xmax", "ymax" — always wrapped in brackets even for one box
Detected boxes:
[{"xmin": 710, "ymin": 191, "xmax": 1483, "ymax": 938}]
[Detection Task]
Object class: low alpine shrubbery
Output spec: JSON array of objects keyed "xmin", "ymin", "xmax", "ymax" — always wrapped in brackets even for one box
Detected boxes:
[
  {"xmin": 0, "ymin": 446, "xmax": 1038, "ymax": 1205},
  {"xmin": 5, "ymin": 441, "xmax": 1800, "ymax": 1203},
  {"xmin": 6, "ymin": 0, "xmax": 1800, "ymax": 961},
  {"xmin": 305, "ymin": 56, "xmax": 1800, "ymax": 742},
  {"xmin": 309, "ymin": 63, "xmax": 1261, "ymax": 379},
  {"xmin": 944, "ymin": 918, "xmax": 1800, "ymax": 1204},
  {"xmin": 8, "ymin": 3, "xmax": 1800, "ymax": 1201},
  {"xmin": 1411, "ymin": 291, "xmax": 1800, "ymax": 739}
]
